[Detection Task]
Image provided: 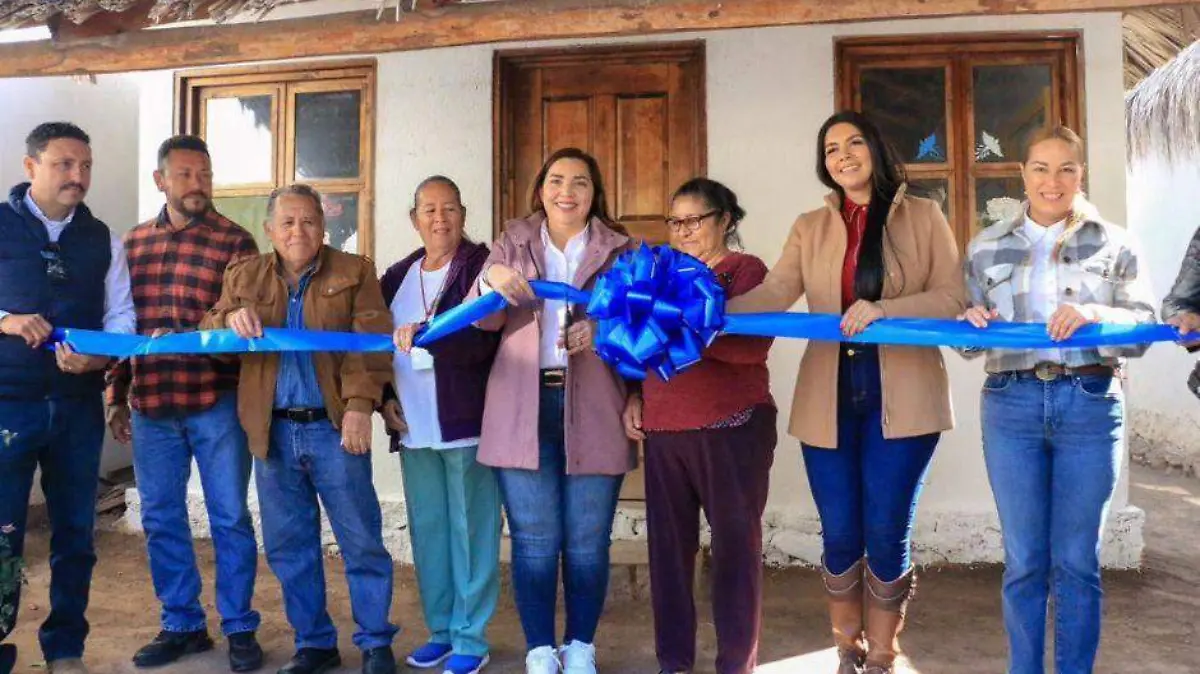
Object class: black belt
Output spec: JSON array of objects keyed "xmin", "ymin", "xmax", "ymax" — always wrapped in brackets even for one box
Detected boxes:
[
  {"xmin": 272, "ymin": 408, "xmax": 328, "ymax": 423},
  {"xmin": 1007, "ymin": 362, "xmax": 1119, "ymax": 382},
  {"xmin": 540, "ymin": 369, "xmax": 566, "ymax": 388}
]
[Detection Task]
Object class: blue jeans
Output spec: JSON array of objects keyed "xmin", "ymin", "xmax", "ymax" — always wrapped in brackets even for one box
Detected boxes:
[
  {"xmin": 131, "ymin": 394, "xmax": 259, "ymax": 635},
  {"xmin": 255, "ymin": 418, "xmax": 397, "ymax": 651},
  {"xmin": 801, "ymin": 346, "xmax": 939, "ymax": 581},
  {"xmin": 0, "ymin": 396, "xmax": 103, "ymax": 661},
  {"xmin": 981, "ymin": 372, "xmax": 1124, "ymax": 674},
  {"xmin": 495, "ymin": 386, "xmax": 623, "ymax": 651}
]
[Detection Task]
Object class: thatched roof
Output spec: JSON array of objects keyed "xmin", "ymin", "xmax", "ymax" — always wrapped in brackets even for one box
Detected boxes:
[
  {"xmin": 0, "ymin": 0, "xmax": 483, "ymax": 27},
  {"xmin": 0, "ymin": 0, "xmax": 304, "ymax": 27},
  {"xmin": 1124, "ymin": 6, "xmax": 1200, "ymax": 88},
  {"xmin": 1126, "ymin": 38, "xmax": 1200, "ymax": 161}
]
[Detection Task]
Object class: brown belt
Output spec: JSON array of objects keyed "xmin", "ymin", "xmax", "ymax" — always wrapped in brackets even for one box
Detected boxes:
[
  {"xmin": 1010, "ymin": 362, "xmax": 1119, "ymax": 382},
  {"xmin": 540, "ymin": 368, "xmax": 567, "ymax": 388}
]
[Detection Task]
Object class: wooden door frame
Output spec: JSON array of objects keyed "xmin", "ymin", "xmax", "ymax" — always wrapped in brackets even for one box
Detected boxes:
[{"xmin": 492, "ymin": 40, "xmax": 708, "ymax": 239}]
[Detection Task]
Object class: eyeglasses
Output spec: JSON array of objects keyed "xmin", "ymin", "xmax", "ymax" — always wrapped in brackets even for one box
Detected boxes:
[
  {"xmin": 664, "ymin": 210, "xmax": 720, "ymax": 233},
  {"xmin": 41, "ymin": 243, "xmax": 68, "ymax": 284}
]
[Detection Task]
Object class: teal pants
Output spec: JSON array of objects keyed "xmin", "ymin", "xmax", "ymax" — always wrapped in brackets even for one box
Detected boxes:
[{"xmin": 400, "ymin": 446, "xmax": 502, "ymax": 657}]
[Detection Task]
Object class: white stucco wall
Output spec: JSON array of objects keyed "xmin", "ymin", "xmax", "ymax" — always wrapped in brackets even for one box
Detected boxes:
[
  {"xmin": 1126, "ymin": 158, "xmax": 1200, "ymax": 474},
  {"xmin": 7, "ymin": 10, "xmax": 1141, "ymax": 564},
  {"xmin": 0, "ymin": 74, "xmax": 142, "ymax": 500}
]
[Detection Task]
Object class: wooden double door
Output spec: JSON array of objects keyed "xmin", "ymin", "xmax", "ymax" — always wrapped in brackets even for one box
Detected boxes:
[{"xmin": 494, "ymin": 42, "xmax": 707, "ymax": 245}]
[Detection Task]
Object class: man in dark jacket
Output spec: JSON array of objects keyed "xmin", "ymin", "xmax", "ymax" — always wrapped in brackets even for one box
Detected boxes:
[
  {"xmin": 1163, "ymin": 225, "xmax": 1200, "ymax": 396},
  {"xmin": 0, "ymin": 122, "xmax": 136, "ymax": 674}
]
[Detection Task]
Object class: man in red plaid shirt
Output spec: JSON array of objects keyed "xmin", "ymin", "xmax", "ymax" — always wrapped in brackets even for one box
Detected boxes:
[{"xmin": 104, "ymin": 136, "xmax": 263, "ymax": 672}]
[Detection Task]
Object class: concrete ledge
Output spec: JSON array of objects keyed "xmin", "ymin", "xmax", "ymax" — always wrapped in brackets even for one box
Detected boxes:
[
  {"xmin": 121, "ymin": 489, "xmax": 1144, "ymax": 569},
  {"xmin": 1130, "ymin": 408, "xmax": 1200, "ymax": 478}
]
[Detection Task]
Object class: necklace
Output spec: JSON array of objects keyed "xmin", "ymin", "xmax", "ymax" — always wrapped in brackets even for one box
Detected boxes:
[{"xmin": 418, "ymin": 261, "xmax": 452, "ymax": 323}]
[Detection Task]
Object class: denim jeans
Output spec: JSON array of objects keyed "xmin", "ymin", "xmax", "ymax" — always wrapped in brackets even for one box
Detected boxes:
[
  {"xmin": 981, "ymin": 372, "xmax": 1124, "ymax": 674},
  {"xmin": 255, "ymin": 418, "xmax": 397, "ymax": 651},
  {"xmin": 801, "ymin": 346, "xmax": 939, "ymax": 581},
  {"xmin": 494, "ymin": 385, "xmax": 624, "ymax": 651},
  {"xmin": 131, "ymin": 394, "xmax": 259, "ymax": 635},
  {"xmin": 0, "ymin": 396, "xmax": 103, "ymax": 661}
]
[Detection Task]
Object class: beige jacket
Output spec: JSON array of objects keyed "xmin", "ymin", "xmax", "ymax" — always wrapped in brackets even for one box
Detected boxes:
[{"xmin": 728, "ymin": 187, "xmax": 967, "ymax": 448}]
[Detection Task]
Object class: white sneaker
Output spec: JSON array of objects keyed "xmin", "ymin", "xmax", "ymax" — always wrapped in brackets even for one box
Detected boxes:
[
  {"xmin": 46, "ymin": 659, "xmax": 89, "ymax": 674},
  {"xmin": 525, "ymin": 646, "xmax": 562, "ymax": 674},
  {"xmin": 560, "ymin": 641, "xmax": 597, "ymax": 674}
]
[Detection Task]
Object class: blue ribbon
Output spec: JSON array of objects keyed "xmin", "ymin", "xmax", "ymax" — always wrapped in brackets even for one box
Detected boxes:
[
  {"xmin": 52, "ymin": 327, "xmax": 394, "ymax": 358},
  {"xmin": 50, "ymin": 244, "xmax": 1188, "ymax": 379}
]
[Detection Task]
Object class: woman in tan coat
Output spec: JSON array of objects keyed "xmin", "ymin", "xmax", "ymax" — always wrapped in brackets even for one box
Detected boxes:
[{"xmin": 727, "ymin": 111, "xmax": 965, "ymax": 674}]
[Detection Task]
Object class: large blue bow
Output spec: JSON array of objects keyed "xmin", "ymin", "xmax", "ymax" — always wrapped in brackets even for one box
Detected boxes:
[{"xmin": 586, "ymin": 246, "xmax": 725, "ymax": 381}]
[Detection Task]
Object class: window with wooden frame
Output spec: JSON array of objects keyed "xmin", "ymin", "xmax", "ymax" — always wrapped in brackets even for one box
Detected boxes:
[
  {"xmin": 175, "ymin": 60, "xmax": 376, "ymax": 256},
  {"xmin": 836, "ymin": 35, "xmax": 1082, "ymax": 250}
]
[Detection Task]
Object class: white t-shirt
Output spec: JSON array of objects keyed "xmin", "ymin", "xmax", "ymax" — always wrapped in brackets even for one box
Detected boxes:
[
  {"xmin": 390, "ymin": 258, "xmax": 476, "ymax": 450},
  {"xmin": 1022, "ymin": 214, "xmax": 1067, "ymax": 364}
]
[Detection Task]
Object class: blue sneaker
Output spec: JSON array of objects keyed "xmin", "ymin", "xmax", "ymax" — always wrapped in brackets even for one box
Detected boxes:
[
  {"xmin": 406, "ymin": 643, "xmax": 453, "ymax": 668},
  {"xmin": 443, "ymin": 653, "xmax": 490, "ymax": 674}
]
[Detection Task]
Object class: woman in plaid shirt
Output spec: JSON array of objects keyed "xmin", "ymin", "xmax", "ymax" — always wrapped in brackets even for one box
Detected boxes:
[{"xmin": 959, "ymin": 126, "xmax": 1156, "ymax": 674}]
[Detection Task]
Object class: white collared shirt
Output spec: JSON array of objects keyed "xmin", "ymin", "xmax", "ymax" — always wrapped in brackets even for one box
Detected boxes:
[
  {"xmin": 540, "ymin": 223, "xmax": 589, "ymax": 368},
  {"xmin": 0, "ymin": 193, "xmax": 136, "ymax": 335},
  {"xmin": 1022, "ymin": 213, "xmax": 1067, "ymax": 364}
]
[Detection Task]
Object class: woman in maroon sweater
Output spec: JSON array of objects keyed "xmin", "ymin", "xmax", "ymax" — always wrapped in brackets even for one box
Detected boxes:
[{"xmin": 622, "ymin": 178, "xmax": 775, "ymax": 674}]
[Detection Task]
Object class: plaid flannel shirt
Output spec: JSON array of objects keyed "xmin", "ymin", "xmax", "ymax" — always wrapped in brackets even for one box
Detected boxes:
[
  {"xmin": 105, "ymin": 208, "xmax": 258, "ymax": 417},
  {"xmin": 961, "ymin": 200, "xmax": 1157, "ymax": 373}
]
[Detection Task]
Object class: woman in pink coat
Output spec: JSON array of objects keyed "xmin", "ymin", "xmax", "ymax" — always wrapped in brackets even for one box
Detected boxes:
[{"xmin": 473, "ymin": 148, "xmax": 634, "ymax": 674}]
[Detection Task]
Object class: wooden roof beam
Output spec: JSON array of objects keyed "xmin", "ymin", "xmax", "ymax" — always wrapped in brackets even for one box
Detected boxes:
[{"xmin": 0, "ymin": 0, "xmax": 1187, "ymax": 78}]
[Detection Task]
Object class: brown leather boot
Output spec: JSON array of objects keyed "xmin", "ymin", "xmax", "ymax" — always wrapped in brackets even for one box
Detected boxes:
[
  {"xmin": 862, "ymin": 565, "xmax": 916, "ymax": 674},
  {"xmin": 822, "ymin": 557, "xmax": 866, "ymax": 674}
]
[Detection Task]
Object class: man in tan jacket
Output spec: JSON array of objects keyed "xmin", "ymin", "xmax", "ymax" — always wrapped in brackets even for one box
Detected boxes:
[{"xmin": 201, "ymin": 184, "xmax": 396, "ymax": 674}]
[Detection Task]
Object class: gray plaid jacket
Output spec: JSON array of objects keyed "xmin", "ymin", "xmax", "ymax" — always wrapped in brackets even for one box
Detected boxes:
[{"xmin": 961, "ymin": 199, "xmax": 1157, "ymax": 373}]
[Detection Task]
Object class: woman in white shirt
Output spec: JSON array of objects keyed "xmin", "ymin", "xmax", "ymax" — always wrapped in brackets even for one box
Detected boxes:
[
  {"xmin": 381, "ymin": 176, "xmax": 502, "ymax": 674},
  {"xmin": 959, "ymin": 127, "xmax": 1156, "ymax": 674}
]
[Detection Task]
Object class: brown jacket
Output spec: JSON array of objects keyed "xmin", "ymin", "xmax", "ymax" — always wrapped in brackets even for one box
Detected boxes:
[
  {"xmin": 728, "ymin": 187, "xmax": 967, "ymax": 449},
  {"xmin": 472, "ymin": 214, "xmax": 636, "ymax": 475},
  {"xmin": 200, "ymin": 246, "xmax": 393, "ymax": 458}
]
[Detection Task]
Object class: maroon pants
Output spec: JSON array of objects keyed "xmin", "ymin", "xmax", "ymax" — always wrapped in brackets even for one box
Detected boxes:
[{"xmin": 644, "ymin": 405, "xmax": 776, "ymax": 674}]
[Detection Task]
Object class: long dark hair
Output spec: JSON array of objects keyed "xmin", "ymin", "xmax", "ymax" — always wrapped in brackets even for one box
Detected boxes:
[
  {"xmin": 529, "ymin": 147, "xmax": 623, "ymax": 232},
  {"xmin": 671, "ymin": 177, "xmax": 746, "ymax": 248},
  {"xmin": 815, "ymin": 110, "xmax": 907, "ymax": 302}
]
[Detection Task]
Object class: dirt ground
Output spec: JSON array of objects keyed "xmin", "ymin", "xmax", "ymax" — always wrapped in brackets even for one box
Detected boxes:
[{"xmin": 5, "ymin": 462, "xmax": 1199, "ymax": 674}]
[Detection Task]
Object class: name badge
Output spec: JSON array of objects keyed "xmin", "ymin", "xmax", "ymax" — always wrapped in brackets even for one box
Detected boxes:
[{"xmin": 410, "ymin": 347, "xmax": 434, "ymax": 371}]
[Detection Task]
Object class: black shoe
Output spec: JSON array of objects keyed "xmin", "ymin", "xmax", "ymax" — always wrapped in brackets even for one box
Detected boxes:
[
  {"xmin": 357, "ymin": 647, "xmax": 396, "ymax": 671},
  {"xmin": 0, "ymin": 644, "xmax": 17, "ymax": 674},
  {"xmin": 362, "ymin": 647, "xmax": 396, "ymax": 674},
  {"xmin": 228, "ymin": 632, "xmax": 264, "ymax": 672},
  {"xmin": 133, "ymin": 629, "xmax": 215, "ymax": 668},
  {"xmin": 277, "ymin": 648, "xmax": 341, "ymax": 674}
]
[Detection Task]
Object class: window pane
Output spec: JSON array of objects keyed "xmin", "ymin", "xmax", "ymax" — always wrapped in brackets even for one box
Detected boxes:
[
  {"xmin": 213, "ymin": 196, "xmax": 271, "ymax": 251},
  {"xmin": 206, "ymin": 96, "xmax": 274, "ymax": 186},
  {"xmin": 321, "ymin": 193, "xmax": 360, "ymax": 253},
  {"xmin": 860, "ymin": 67, "xmax": 947, "ymax": 164},
  {"xmin": 972, "ymin": 64, "xmax": 1051, "ymax": 163},
  {"xmin": 295, "ymin": 91, "xmax": 362, "ymax": 180},
  {"xmin": 975, "ymin": 177, "xmax": 1026, "ymax": 231},
  {"xmin": 907, "ymin": 179, "xmax": 950, "ymax": 220}
]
